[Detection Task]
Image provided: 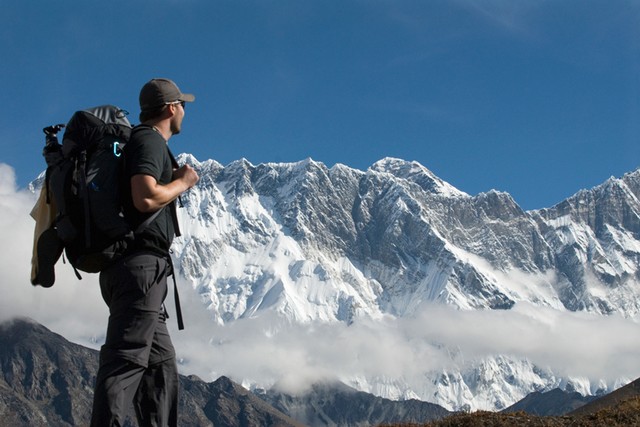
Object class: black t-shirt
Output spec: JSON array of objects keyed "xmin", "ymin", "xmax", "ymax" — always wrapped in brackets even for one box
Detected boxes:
[{"xmin": 124, "ymin": 126, "xmax": 177, "ymax": 255}]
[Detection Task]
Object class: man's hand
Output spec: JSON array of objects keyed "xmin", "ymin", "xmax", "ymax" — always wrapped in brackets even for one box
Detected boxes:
[
  {"xmin": 173, "ymin": 164, "xmax": 199, "ymax": 189},
  {"xmin": 131, "ymin": 165, "xmax": 199, "ymax": 213}
]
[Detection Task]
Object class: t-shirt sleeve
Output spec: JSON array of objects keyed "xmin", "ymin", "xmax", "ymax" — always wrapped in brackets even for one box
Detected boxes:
[{"xmin": 126, "ymin": 136, "xmax": 165, "ymax": 182}]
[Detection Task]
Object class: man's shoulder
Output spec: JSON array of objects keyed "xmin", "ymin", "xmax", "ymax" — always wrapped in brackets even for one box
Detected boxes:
[
  {"xmin": 130, "ymin": 125, "xmax": 163, "ymax": 143},
  {"xmin": 127, "ymin": 126, "xmax": 166, "ymax": 155}
]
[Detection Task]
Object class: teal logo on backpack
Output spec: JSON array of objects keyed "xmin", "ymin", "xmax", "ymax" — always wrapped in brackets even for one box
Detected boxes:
[{"xmin": 113, "ymin": 141, "xmax": 122, "ymax": 158}]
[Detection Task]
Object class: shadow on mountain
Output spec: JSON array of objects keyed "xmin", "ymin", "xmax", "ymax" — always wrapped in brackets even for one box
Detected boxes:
[{"xmin": 502, "ymin": 388, "xmax": 598, "ymax": 416}]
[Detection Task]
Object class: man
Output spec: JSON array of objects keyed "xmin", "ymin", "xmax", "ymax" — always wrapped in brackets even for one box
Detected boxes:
[{"xmin": 91, "ymin": 78, "xmax": 199, "ymax": 426}]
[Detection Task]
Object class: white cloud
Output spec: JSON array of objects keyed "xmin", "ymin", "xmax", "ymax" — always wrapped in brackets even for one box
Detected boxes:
[
  {"xmin": 456, "ymin": 0, "xmax": 543, "ymax": 37},
  {"xmin": 409, "ymin": 302, "xmax": 640, "ymax": 380},
  {"xmin": 168, "ymin": 298, "xmax": 640, "ymax": 397},
  {"xmin": 0, "ymin": 163, "xmax": 107, "ymax": 346}
]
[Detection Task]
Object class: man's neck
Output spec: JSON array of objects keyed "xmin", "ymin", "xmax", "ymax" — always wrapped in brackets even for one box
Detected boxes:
[{"xmin": 143, "ymin": 120, "xmax": 171, "ymax": 142}]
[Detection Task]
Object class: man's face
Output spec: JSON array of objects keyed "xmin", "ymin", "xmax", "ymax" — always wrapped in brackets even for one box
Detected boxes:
[{"xmin": 170, "ymin": 101, "xmax": 185, "ymax": 135}]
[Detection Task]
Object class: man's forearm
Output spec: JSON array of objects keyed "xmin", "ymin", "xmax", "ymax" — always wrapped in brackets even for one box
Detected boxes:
[{"xmin": 130, "ymin": 175, "xmax": 189, "ymax": 213}]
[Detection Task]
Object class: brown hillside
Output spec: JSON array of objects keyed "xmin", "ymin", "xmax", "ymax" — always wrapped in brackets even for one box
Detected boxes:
[
  {"xmin": 382, "ymin": 395, "xmax": 640, "ymax": 427},
  {"xmin": 570, "ymin": 377, "xmax": 640, "ymax": 416}
]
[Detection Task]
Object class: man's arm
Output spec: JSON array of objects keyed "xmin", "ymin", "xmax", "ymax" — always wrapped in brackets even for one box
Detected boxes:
[{"xmin": 131, "ymin": 164, "xmax": 199, "ymax": 213}]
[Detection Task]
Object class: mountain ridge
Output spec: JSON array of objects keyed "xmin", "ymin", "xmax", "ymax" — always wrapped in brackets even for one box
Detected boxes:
[
  {"xmin": 175, "ymin": 155, "xmax": 640, "ymax": 318},
  {"xmin": 168, "ymin": 155, "xmax": 640, "ymax": 411}
]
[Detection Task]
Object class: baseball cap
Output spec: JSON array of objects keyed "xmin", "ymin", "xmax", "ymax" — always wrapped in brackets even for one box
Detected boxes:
[{"xmin": 139, "ymin": 78, "xmax": 195, "ymax": 111}]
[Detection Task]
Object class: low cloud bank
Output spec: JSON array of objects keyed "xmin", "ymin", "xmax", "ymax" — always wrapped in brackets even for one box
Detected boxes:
[{"xmin": 170, "ymin": 300, "xmax": 640, "ymax": 396}]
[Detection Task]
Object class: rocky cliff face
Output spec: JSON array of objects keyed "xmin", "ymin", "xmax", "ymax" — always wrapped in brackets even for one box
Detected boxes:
[
  {"xmin": 533, "ymin": 172, "xmax": 640, "ymax": 314},
  {"xmin": 175, "ymin": 157, "xmax": 640, "ymax": 322},
  {"xmin": 0, "ymin": 317, "xmax": 97, "ymax": 426}
]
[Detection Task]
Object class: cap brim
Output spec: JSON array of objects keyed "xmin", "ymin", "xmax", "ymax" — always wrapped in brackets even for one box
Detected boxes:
[{"xmin": 179, "ymin": 93, "xmax": 195, "ymax": 102}]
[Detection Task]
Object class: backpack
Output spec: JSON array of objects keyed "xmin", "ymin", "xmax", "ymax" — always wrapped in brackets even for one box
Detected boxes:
[
  {"xmin": 33, "ymin": 105, "xmax": 186, "ymax": 330},
  {"xmin": 39, "ymin": 105, "xmax": 134, "ymax": 278}
]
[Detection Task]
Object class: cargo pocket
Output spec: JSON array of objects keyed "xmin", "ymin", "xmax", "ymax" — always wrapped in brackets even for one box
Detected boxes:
[{"xmin": 124, "ymin": 254, "xmax": 165, "ymax": 296}]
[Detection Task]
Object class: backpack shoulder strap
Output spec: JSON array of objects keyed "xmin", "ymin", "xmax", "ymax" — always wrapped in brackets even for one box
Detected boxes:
[{"xmin": 166, "ymin": 146, "xmax": 182, "ymax": 238}]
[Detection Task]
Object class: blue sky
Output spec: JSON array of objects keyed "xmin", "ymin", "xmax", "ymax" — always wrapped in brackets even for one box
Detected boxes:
[{"xmin": 2, "ymin": 0, "xmax": 639, "ymax": 210}]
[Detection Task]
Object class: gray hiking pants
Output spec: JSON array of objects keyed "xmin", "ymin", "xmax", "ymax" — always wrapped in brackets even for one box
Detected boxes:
[{"xmin": 91, "ymin": 253, "xmax": 178, "ymax": 427}]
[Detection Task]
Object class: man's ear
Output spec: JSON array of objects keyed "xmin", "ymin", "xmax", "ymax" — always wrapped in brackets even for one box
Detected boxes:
[{"xmin": 167, "ymin": 103, "xmax": 178, "ymax": 117}]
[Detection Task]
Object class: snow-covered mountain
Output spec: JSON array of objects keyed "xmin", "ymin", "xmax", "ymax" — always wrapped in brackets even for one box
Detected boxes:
[{"xmin": 170, "ymin": 155, "xmax": 640, "ymax": 411}]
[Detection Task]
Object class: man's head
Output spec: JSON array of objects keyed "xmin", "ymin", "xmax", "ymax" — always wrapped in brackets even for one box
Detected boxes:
[{"xmin": 138, "ymin": 78, "xmax": 195, "ymax": 127}]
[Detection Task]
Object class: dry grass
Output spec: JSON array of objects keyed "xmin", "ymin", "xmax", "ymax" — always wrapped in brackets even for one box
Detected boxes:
[{"xmin": 381, "ymin": 396, "xmax": 640, "ymax": 427}]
